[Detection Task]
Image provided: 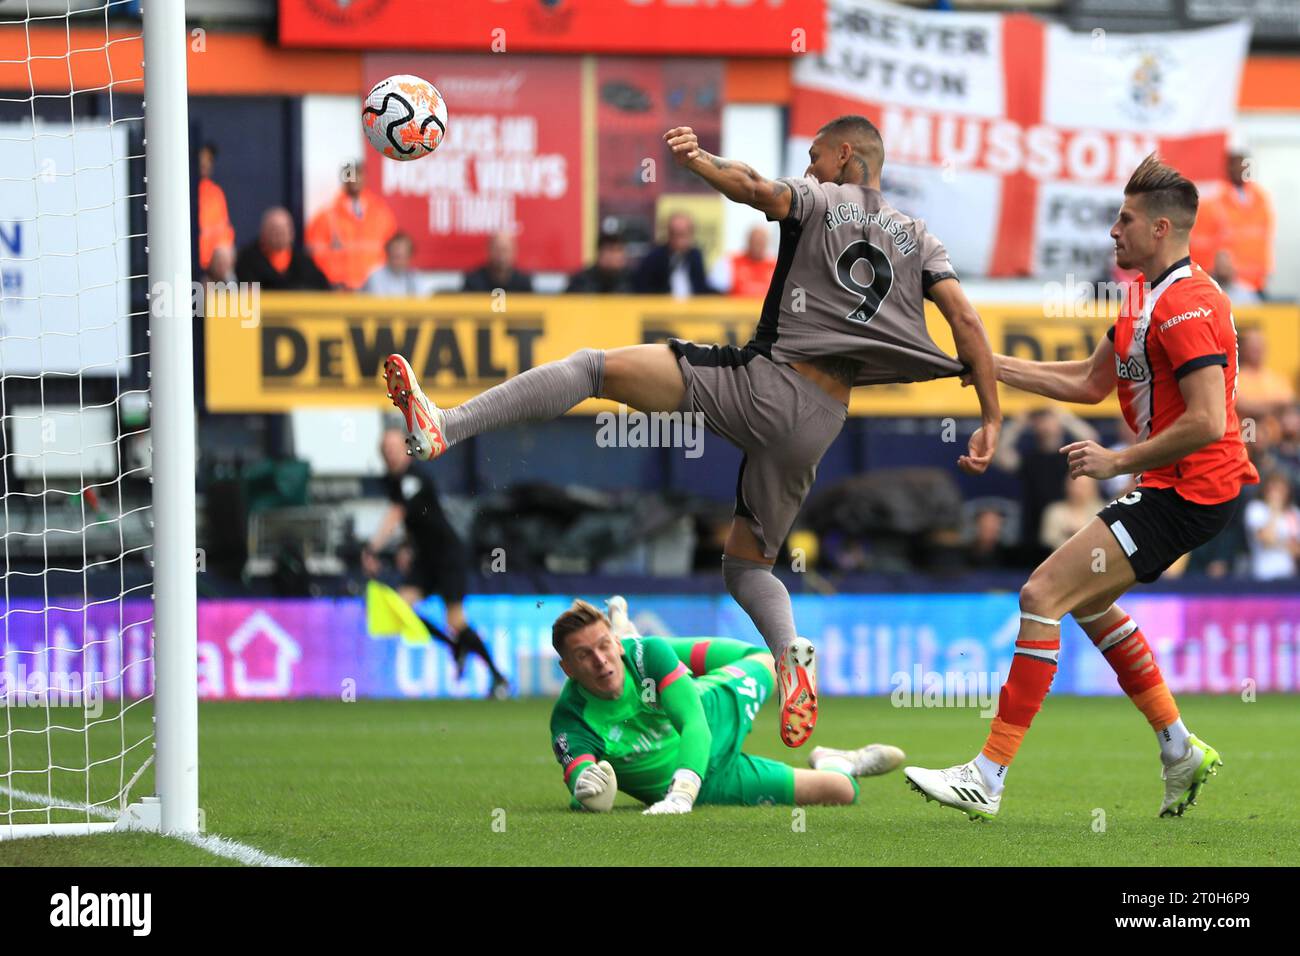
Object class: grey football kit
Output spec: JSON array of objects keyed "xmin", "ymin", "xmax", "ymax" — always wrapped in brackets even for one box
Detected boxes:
[{"xmin": 670, "ymin": 176, "xmax": 966, "ymax": 558}]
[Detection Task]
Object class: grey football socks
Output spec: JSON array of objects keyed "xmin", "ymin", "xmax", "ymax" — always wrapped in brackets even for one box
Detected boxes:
[
  {"xmin": 722, "ymin": 554, "xmax": 798, "ymax": 659},
  {"xmin": 440, "ymin": 348, "xmax": 606, "ymax": 447}
]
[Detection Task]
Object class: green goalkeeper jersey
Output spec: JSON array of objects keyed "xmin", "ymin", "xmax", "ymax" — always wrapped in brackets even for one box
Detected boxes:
[{"xmin": 551, "ymin": 635, "xmax": 744, "ymax": 805}]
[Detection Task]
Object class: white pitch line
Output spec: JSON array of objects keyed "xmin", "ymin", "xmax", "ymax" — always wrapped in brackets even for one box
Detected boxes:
[
  {"xmin": 1, "ymin": 785, "xmax": 308, "ymax": 867},
  {"xmin": 169, "ymin": 830, "xmax": 308, "ymax": 868}
]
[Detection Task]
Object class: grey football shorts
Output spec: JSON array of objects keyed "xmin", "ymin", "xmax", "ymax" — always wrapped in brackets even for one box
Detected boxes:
[{"xmin": 668, "ymin": 339, "xmax": 848, "ymax": 560}]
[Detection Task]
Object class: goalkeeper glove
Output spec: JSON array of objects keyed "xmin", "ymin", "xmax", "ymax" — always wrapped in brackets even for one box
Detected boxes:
[
  {"xmin": 574, "ymin": 760, "xmax": 617, "ymax": 813},
  {"xmin": 643, "ymin": 769, "xmax": 701, "ymax": 816}
]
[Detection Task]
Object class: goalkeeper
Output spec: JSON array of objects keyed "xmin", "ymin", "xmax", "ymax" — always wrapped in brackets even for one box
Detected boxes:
[{"xmin": 550, "ymin": 598, "xmax": 904, "ymax": 814}]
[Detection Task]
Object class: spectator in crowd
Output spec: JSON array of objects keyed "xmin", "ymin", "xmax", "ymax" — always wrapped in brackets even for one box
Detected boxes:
[
  {"xmin": 565, "ymin": 226, "xmax": 634, "ymax": 293},
  {"xmin": 306, "ymin": 161, "xmax": 397, "ymax": 290},
  {"xmin": 1039, "ymin": 475, "xmax": 1105, "ymax": 552},
  {"xmin": 1235, "ymin": 327, "xmax": 1296, "ymax": 421},
  {"xmin": 1211, "ymin": 250, "xmax": 1260, "ymax": 304},
  {"xmin": 197, "ymin": 141, "xmax": 235, "ymax": 273},
  {"xmin": 1272, "ymin": 405, "xmax": 1300, "ymax": 497},
  {"xmin": 463, "ymin": 231, "xmax": 534, "ymax": 293},
  {"xmin": 1245, "ymin": 407, "xmax": 1284, "ymax": 481},
  {"xmin": 993, "ymin": 408, "xmax": 1099, "ymax": 566},
  {"xmin": 1244, "ymin": 472, "xmax": 1300, "ymax": 581},
  {"xmin": 1192, "ymin": 143, "xmax": 1274, "ymax": 296},
  {"xmin": 203, "ymin": 243, "xmax": 237, "ymax": 285},
  {"xmin": 964, "ymin": 504, "xmax": 1017, "ymax": 570},
  {"xmin": 235, "ymin": 207, "xmax": 331, "ymax": 291},
  {"xmin": 635, "ymin": 211, "xmax": 716, "ymax": 297},
  {"xmin": 712, "ymin": 223, "xmax": 777, "ymax": 297},
  {"xmin": 362, "ymin": 232, "xmax": 428, "ymax": 296}
]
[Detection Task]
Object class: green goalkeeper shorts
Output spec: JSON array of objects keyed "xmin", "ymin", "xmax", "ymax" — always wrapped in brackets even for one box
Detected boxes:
[{"xmin": 696, "ymin": 655, "xmax": 795, "ymax": 807}]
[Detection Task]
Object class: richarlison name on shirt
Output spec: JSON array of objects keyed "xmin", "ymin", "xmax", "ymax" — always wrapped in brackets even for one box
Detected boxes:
[{"xmin": 823, "ymin": 203, "xmax": 918, "ymax": 256}]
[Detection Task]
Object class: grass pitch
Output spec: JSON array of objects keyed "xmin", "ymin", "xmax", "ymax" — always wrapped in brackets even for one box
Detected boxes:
[{"xmin": 2, "ymin": 694, "xmax": 1296, "ymax": 866}]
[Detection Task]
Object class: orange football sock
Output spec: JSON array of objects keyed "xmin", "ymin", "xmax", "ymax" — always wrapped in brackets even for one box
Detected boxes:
[
  {"xmin": 981, "ymin": 638, "xmax": 1059, "ymax": 766},
  {"xmin": 982, "ymin": 717, "xmax": 1029, "ymax": 766},
  {"xmin": 1082, "ymin": 611, "xmax": 1180, "ymax": 731},
  {"xmin": 1130, "ymin": 683, "xmax": 1180, "ymax": 732}
]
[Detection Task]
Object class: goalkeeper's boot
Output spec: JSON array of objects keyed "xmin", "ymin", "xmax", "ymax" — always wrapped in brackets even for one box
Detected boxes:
[
  {"xmin": 811, "ymin": 743, "xmax": 906, "ymax": 777},
  {"xmin": 903, "ymin": 760, "xmax": 1001, "ymax": 821},
  {"xmin": 777, "ymin": 637, "xmax": 818, "ymax": 748},
  {"xmin": 384, "ymin": 353, "xmax": 446, "ymax": 461},
  {"xmin": 1159, "ymin": 734, "xmax": 1222, "ymax": 818}
]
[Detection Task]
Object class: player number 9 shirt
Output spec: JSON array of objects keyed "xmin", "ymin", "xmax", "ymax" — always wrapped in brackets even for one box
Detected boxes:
[{"xmin": 1110, "ymin": 256, "xmax": 1259, "ymax": 504}]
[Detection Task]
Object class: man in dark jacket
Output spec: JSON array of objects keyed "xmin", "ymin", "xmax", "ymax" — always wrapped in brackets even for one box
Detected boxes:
[
  {"xmin": 234, "ymin": 207, "xmax": 331, "ymax": 291},
  {"xmin": 634, "ymin": 211, "xmax": 716, "ymax": 296},
  {"xmin": 462, "ymin": 231, "xmax": 534, "ymax": 293},
  {"xmin": 566, "ymin": 227, "xmax": 634, "ymax": 294}
]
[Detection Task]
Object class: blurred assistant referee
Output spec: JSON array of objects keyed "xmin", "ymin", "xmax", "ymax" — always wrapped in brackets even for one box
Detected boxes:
[{"xmin": 363, "ymin": 429, "xmax": 509, "ymax": 698}]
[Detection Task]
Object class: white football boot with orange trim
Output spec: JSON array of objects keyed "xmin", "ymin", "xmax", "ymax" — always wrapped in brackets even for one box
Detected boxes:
[
  {"xmin": 777, "ymin": 637, "xmax": 818, "ymax": 748},
  {"xmin": 384, "ymin": 353, "xmax": 447, "ymax": 461}
]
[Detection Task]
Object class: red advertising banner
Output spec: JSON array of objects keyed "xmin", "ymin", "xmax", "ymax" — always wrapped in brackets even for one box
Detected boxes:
[
  {"xmin": 596, "ymin": 58, "xmax": 724, "ymax": 246},
  {"xmin": 363, "ymin": 54, "xmax": 584, "ymax": 274},
  {"xmin": 282, "ymin": 0, "xmax": 825, "ymax": 56}
]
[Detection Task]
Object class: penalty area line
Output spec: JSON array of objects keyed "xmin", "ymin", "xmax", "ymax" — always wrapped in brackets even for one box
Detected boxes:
[{"xmin": 0, "ymin": 784, "xmax": 309, "ymax": 867}]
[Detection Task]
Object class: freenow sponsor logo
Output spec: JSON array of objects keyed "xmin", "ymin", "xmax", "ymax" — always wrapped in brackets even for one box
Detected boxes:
[
  {"xmin": 49, "ymin": 886, "xmax": 151, "ymax": 936},
  {"xmin": 1159, "ymin": 306, "xmax": 1212, "ymax": 333}
]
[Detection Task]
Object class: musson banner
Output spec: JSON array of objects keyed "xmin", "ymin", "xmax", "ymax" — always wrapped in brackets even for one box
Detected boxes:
[
  {"xmin": 4, "ymin": 595, "xmax": 1297, "ymax": 700},
  {"xmin": 790, "ymin": 0, "xmax": 1251, "ymax": 277},
  {"xmin": 204, "ymin": 292, "xmax": 1300, "ymax": 417}
]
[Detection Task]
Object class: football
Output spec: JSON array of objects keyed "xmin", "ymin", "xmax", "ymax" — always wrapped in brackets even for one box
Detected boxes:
[{"xmin": 362, "ymin": 74, "xmax": 448, "ymax": 161}]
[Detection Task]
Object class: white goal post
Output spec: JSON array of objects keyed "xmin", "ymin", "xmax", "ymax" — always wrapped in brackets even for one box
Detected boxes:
[{"xmin": 0, "ymin": 0, "xmax": 198, "ymax": 840}]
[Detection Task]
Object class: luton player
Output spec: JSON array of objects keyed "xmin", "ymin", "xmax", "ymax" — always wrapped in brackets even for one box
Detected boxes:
[
  {"xmin": 550, "ymin": 598, "xmax": 906, "ymax": 814},
  {"xmin": 905, "ymin": 155, "xmax": 1258, "ymax": 820},
  {"xmin": 382, "ymin": 115, "xmax": 1001, "ymax": 749}
]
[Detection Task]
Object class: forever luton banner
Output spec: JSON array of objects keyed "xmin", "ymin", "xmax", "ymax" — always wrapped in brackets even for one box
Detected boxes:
[{"xmin": 790, "ymin": 0, "xmax": 1251, "ymax": 278}]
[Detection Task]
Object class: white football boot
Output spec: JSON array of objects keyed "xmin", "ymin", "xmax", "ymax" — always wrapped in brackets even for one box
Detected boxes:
[
  {"xmin": 810, "ymin": 743, "xmax": 906, "ymax": 777},
  {"xmin": 1159, "ymin": 734, "xmax": 1223, "ymax": 818},
  {"xmin": 777, "ymin": 637, "xmax": 818, "ymax": 748},
  {"xmin": 383, "ymin": 353, "xmax": 447, "ymax": 461},
  {"xmin": 904, "ymin": 760, "xmax": 1001, "ymax": 821}
]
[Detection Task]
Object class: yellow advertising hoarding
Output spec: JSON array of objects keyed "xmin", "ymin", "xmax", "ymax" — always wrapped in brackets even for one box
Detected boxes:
[{"xmin": 205, "ymin": 292, "xmax": 1300, "ymax": 417}]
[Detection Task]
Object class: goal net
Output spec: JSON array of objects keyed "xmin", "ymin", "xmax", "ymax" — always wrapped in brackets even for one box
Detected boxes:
[{"xmin": 1, "ymin": 0, "xmax": 197, "ymax": 840}]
